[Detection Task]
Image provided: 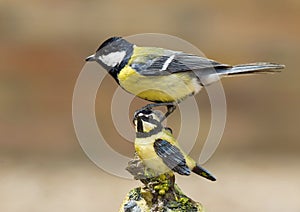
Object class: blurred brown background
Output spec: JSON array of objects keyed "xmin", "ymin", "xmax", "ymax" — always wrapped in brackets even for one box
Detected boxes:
[{"xmin": 1, "ymin": 0, "xmax": 299, "ymax": 211}]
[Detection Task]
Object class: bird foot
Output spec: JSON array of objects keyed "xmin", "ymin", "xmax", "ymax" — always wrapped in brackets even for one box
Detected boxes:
[{"xmin": 134, "ymin": 102, "xmax": 177, "ymax": 122}]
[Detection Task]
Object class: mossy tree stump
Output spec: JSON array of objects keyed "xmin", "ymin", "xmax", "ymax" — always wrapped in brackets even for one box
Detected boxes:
[{"xmin": 119, "ymin": 154, "xmax": 204, "ymax": 212}]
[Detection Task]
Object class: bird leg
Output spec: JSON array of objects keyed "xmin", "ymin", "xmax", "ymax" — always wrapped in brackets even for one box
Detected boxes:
[
  {"xmin": 162, "ymin": 104, "xmax": 177, "ymax": 121},
  {"xmin": 136, "ymin": 102, "xmax": 177, "ymax": 122}
]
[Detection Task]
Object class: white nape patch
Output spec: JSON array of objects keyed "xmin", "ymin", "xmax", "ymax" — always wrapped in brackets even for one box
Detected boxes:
[
  {"xmin": 137, "ymin": 112, "xmax": 162, "ymax": 123},
  {"xmin": 161, "ymin": 55, "xmax": 175, "ymax": 71},
  {"xmin": 98, "ymin": 51, "xmax": 126, "ymax": 67}
]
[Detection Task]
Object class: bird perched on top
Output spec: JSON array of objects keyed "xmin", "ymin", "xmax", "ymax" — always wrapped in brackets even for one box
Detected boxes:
[
  {"xmin": 133, "ymin": 108, "xmax": 216, "ymax": 181},
  {"xmin": 86, "ymin": 36, "xmax": 284, "ymax": 117}
]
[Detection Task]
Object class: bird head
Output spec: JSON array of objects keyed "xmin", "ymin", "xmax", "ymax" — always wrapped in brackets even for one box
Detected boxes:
[
  {"xmin": 133, "ymin": 109, "xmax": 164, "ymax": 133},
  {"xmin": 85, "ymin": 37, "xmax": 134, "ymax": 80}
]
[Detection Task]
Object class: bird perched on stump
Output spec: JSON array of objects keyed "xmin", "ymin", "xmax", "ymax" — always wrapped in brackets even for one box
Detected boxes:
[
  {"xmin": 86, "ymin": 36, "xmax": 285, "ymax": 117},
  {"xmin": 133, "ymin": 109, "xmax": 216, "ymax": 181}
]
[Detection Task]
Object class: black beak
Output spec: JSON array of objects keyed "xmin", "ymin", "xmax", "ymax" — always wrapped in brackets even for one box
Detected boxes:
[{"xmin": 85, "ymin": 54, "xmax": 96, "ymax": 62}]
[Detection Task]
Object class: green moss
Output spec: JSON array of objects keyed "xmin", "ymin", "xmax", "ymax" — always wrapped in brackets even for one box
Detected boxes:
[
  {"xmin": 128, "ymin": 187, "xmax": 142, "ymax": 201},
  {"xmin": 120, "ymin": 154, "xmax": 205, "ymax": 211}
]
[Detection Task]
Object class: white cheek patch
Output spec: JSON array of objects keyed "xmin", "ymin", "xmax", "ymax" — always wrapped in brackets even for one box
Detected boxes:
[
  {"xmin": 98, "ymin": 51, "xmax": 126, "ymax": 67},
  {"xmin": 143, "ymin": 121, "xmax": 157, "ymax": 131}
]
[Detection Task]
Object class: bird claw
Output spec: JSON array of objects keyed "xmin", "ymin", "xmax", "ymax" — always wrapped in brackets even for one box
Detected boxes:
[{"xmin": 134, "ymin": 103, "xmax": 177, "ymax": 123}]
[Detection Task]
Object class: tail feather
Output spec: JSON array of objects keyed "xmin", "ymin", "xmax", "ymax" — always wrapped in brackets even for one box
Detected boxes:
[
  {"xmin": 192, "ymin": 165, "xmax": 216, "ymax": 181},
  {"xmin": 217, "ymin": 62, "xmax": 285, "ymax": 76}
]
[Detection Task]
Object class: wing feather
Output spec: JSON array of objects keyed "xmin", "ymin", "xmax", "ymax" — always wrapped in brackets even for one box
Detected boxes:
[
  {"xmin": 153, "ymin": 139, "xmax": 191, "ymax": 175},
  {"xmin": 130, "ymin": 51, "xmax": 231, "ymax": 76}
]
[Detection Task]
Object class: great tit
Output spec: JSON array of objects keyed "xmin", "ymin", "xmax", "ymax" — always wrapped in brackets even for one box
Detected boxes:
[
  {"xmin": 133, "ymin": 109, "xmax": 216, "ymax": 181},
  {"xmin": 86, "ymin": 37, "xmax": 284, "ymax": 117}
]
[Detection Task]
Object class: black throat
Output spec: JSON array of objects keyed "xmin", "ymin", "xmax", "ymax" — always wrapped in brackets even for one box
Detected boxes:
[{"xmin": 108, "ymin": 43, "xmax": 134, "ymax": 85}]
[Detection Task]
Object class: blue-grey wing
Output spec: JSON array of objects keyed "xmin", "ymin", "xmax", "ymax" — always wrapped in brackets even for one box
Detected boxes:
[
  {"xmin": 130, "ymin": 51, "xmax": 231, "ymax": 76},
  {"xmin": 153, "ymin": 139, "xmax": 191, "ymax": 175}
]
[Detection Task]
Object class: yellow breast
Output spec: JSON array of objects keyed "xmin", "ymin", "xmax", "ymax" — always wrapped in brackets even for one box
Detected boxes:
[
  {"xmin": 134, "ymin": 132, "xmax": 171, "ymax": 173},
  {"xmin": 134, "ymin": 129, "xmax": 197, "ymax": 173},
  {"xmin": 118, "ymin": 65, "xmax": 200, "ymax": 103}
]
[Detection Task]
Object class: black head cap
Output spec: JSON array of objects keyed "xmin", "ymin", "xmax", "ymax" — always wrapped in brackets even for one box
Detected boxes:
[
  {"xmin": 96, "ymin": 37, "xmax": 122, "ymax": 52},
  {"xmin": 95, "ymin": 36, "xmax": 133, "ymax": 56},
  {"xmin": 133, "ymin": 109, "xmax": 164, "ymax": 125}
]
